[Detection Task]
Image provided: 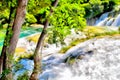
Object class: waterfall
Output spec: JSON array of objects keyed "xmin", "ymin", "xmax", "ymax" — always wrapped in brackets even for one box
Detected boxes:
[
  {"xmin": 94, "ymin": 13, "xmax": 120, "ymax": 27},
  {"xmin": 105, "ymin": 18, "xmax": 114, "ymax": 26},
  {"xmin": 111, "ymin": 14, "xmax": 120, "ymax": 26},
  {"xmin": 96, "ymin": 18, "xmax": 109, "ymax": 26},
  {"xmin": 95, "ymin": 12, "xmax": 109, "ymax": 25},
  {"xmin": 87, "ymin": 6, "xmax": 120, "ymax": 27}
]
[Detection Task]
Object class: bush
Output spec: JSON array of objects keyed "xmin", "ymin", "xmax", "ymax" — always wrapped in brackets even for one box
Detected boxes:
[{"xmin": 25, "ymin": 13, "xmax": 37, "ymax": 24}]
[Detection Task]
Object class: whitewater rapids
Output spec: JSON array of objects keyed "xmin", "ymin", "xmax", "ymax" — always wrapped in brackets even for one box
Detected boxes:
[{"xmin": 14, "ymin": 36, "xmax": 120, "ymax": 80}]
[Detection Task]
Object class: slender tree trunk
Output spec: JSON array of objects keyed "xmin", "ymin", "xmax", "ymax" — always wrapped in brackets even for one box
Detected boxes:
[
  {"xmin": 30, "ymin": 0, "xmax": 59, "ymax": 80},
  {"xmin": 0, "ymin": 0, "xmax": 28, "ymax": 80},
  {"xmin": 0, "ymin": 0, "xmax": 14, "ymax": 76}
]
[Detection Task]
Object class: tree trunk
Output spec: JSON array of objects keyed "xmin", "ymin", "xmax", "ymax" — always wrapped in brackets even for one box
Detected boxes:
[
  {"xmin": 0, "ymin": 0, "xmax": 28, "ymax": 80},
  {"xmin": 30, "ymin": 0, "xmax": 59, "ymax": 80},
  {"xmin": 0, "ymin": 0, "xmax": 14, "ymax": 76}
]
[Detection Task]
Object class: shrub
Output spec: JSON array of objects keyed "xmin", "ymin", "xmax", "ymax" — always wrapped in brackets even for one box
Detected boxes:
[{"xmin": 25, "ymin": 13, "xmax": 37, "ymax": 24}]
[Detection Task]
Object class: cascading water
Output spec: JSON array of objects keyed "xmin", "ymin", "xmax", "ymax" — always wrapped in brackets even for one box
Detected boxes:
[
  {"xmin": 95, "ymin": 18, "xmax": 109, "ymax": 26},
  {"xmin": 14, "ymin": 37, "xmax": 120, "ymax": 80},
  {"xmin": 105, "ymin": 18, "xmax": 114, "ymax": 26},
  {"xmin": 95, "ymin": 12, "xmax": 120, "ymax": 27},
  {"xmin": 111, "ymin": 14, "xmax": 120, "ymax": 26},
  {"xmin": 87, "ymin": 6, "xmax": 120, "ymax": 27},
  {"xmin": 95, "ymin": 12, "xmax": 109, "ymax": 25}
]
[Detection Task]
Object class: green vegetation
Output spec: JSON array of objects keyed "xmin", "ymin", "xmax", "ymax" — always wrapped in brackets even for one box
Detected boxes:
[
  {"xmin": 0, "ymin": 0, "xmax": 119, "ymax": 28},
  {"xmin": 60, "ymin": 26, "xmax": 120, "ymax": 53},
  {"xmin": 17, "ymin": 72, "xmax": 29, "ymax": 80},
  {"xmin": 0, "ymin": 0, "xmax": 119, "ymax": 44},
  {"xmin": 0, "ymin": 0, "xmax": 119, "ymax": 45},
  {"xmin": 14, "ymin": 47, "xmax": 33, "ymax": 61},
  {"xmin": 0, "ymin": 34, "xmax": 5, "ymax": 40},
  {"xmin": 0, "ymin": 0, "xmax": 120, "ymax": 80},
  {"xmin": 0, "ymin": 0, "xmax": 119, "ymax": 60},
  {"xmin": 0, "ymin": 0, "xmax": 120, "ymax": 76}
]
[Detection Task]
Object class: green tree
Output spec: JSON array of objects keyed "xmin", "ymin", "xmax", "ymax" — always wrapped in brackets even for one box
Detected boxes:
[
  {"xmin": 30, "ymin": 0, "xmax": 59, "ymax": 80},
  {"xmin": 0, "ymin": 0, "xmax": 28, "ymax": 80},
  {"xmin": 48, "ymin": 0, "xmax": 86, "ymax": 43}
]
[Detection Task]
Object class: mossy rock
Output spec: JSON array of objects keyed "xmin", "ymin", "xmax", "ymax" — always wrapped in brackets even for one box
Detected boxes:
[
  {"xmin": 84, "ymin": 26, "xmax": 106, "ymax": 34},
  {"xmin": 15, "ymin": 47, "xmax": 33, "ymax": 61},
  {"xmin": 27, "ymin": 34, "xmax": 40, "ymax": 43}
]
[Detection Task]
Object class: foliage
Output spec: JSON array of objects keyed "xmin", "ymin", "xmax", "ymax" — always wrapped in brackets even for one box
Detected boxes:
[
  {"xmin": 0, "ymin": 69, "xmax": 11, "ymax": 79},
  {"xmin": 0, "ymin": 0, "xmax": 119, "ymax": 28},
  {"xmin": 0, "ymin": 0, "xmax": 120, "ymax": 51},
  {"xmin": 25, "ymin": 13, "xmax": 37, "ymax": 24},
  {"xmin": 81, "ymin": 0, "xmax": 119, "ymax": 18},
  {"xmin": 48, "ymin": 0, "xmax": 86, "ymax": 44},
  {"xmin": 17, "ymin": 71, "xmax": 29, "ymax": 80},
  {"xmin": 13, "ymin": 63, "xmax": 23, "ymax": 73}
]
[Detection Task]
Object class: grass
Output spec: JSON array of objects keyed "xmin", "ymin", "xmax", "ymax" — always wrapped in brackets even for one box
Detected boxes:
[{"xmin": 60, "ymin": 26, "xmax": 120, "ymax": 53}]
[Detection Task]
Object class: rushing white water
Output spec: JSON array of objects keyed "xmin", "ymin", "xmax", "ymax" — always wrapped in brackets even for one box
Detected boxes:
[
  {"xmin": 86, "ymin": 6, "xmax": 120, "ymax": 26},
  {"xmin": 111, "ymin": 14, "xmax": 120, "ymax": 26},
  {"xmin": 14, "ymin": 36, "xmax": 120, "ymax": 80},
  {"xmin": 40, "ymin": 37, "xmax": 120, "ymax": 80},
  {"xmin": 95, "ymin": 12, "xmax": 109, "ymax": 25},
  {"xmin": 95, "ymin": 13, "xmax": 120, "ymax": 27},
  {"xmin": 105, "ymin": 18, "xmax": 114, "ymax": 26},
  {"xmin": 95, "ymin": 18, "xmax": 109, "ymax": 26},
  {"xmin": 13, "ymin": 7, "xmax": 120, "ymax": 80}
]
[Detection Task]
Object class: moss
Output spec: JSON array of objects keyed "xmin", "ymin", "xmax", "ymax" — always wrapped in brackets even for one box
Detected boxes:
[
  {"xmin": 15, "ymin": 47, "xmax": 26, "ymax": 53},
  {"xmin": 27, "ymin": 34, "xmax": 40, "ymax": 43},
  {"xmin": 14, "ymin": 47, "xmax": 33, "ymax": 61},
  {"xmin": 67, "ymin": 58, "xmax": 76, "ymax": 65},
  {"xmin": 14, "ymin": 52, "xmax": 33, "ymax": 62},
  {"xmin": 60, "ymin": 38, "xmax": 88, "ymax": 53},
  {"xmin": 83, "ymin": 26, "xmax": 107, "ymax": 37},
  {"xmin": 14, "ymin": 63, "xmax": 23, "ymax": 72},
  {"xmin": 17, "ymin": 71, "xmax": 29, "ymax": 80},
  {"xmin": 60, "ymin": 46, "xmax": 72, "ymax": 53}
]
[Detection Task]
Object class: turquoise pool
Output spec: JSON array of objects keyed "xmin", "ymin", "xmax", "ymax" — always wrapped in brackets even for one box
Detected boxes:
[{"xmin": 0, "ymin": 27, "xmax": 42, "ymax": 53}]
